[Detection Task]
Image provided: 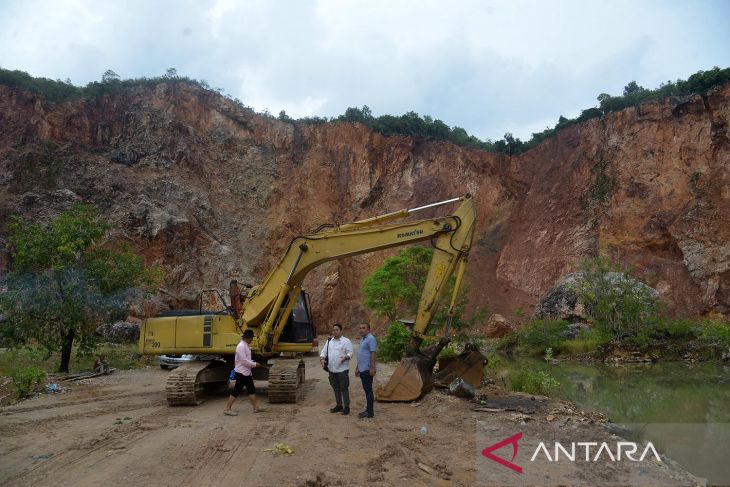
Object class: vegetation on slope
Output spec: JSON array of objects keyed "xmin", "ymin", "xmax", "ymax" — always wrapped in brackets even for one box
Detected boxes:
[{"xmin": 2, "ymin": 66, "xmax": 729, "ymax": 155}]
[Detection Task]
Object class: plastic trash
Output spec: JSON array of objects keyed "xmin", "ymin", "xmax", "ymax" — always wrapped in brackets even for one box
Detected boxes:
[
  {"xmin": 263, "ymin": 443, "xmax": 294, "ymax": 455},
  {"xmin": 448, "ymin": 377, "xmax": 475, "ymax": 399},
  {"xmin": 44, "ymin": 384, "xmax": 62, "ymax": 393},
  {"xmin": 419, "ymin": 426, "xmax": 428, "ymax": 435}
]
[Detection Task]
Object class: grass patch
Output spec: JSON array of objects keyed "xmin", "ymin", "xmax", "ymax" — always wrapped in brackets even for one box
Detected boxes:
[
  {"xmin": 509, "ymin": 368, "xmax": 561, "ymax": 396},
  {"xmin": 512, "ymin": 319, "xmax": 569, "ymax": 356},
  {"xmin": 561, "ymin": 328, "xmax": 612, "ymax": 355},
  {"xmin": 0, "ymin": 343, "xmax": 154, "ymax": 376}
]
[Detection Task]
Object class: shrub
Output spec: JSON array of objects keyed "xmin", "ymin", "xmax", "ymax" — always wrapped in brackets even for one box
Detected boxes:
[
  {"xmin": 571, "ymin": 257, "xmax": 659, "ymax": 341},
  {"xmin": 485, "ymin": 352, "xmax": 502, "ymax": 370},
  {"xmin": 378, "ymin": 322, "xmax": 412, "ymax": 362},
  {"xmin": 698, "ymin": 322, "xmax": 730, "ymax": 348},
  {"xmin": 510, "ymin": 369, "xmax": 560, "ymax": 396},
  {"xmin": 652, "ymin": 318, "xmax": 700, "ymax": 340},
  {"xmin": 12, "ymin": 366, "xmax": 46, "ymax": 399},
  {"xmin": 515, "ymin": 319, "xmax": 570, "ymax": 356},
  {"xmin": 495, "ymin": 331, "xmax": 519, "ymax": 352},
  {"xmin": 628, "ymin": 317, "xmax": 702, "ymax": 350}
]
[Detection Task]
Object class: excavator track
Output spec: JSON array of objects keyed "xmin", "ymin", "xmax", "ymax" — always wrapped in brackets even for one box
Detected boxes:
[
  {"xmin": 267, "ymin": 359, "xmax": 305, "ymax": 403},
  {"xmin": 165, "ymin": 360, "xmax": 229, "ymax": 406}
]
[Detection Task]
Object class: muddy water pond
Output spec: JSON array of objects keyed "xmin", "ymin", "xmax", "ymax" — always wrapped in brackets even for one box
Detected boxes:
[{"xmin": 496, "ymin": 359, "xmax": 730, "ymax": 484}]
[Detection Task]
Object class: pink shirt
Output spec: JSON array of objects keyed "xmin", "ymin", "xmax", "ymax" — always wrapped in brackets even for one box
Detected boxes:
[{"xmin": 234, "ymin": 340, "xmax": 257, "ymax": 376}]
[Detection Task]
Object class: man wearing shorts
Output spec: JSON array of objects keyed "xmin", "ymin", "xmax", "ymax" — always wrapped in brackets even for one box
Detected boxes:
[{"xmin": 224, "ymin": 329, "xmax": 264, "ymax": 415}]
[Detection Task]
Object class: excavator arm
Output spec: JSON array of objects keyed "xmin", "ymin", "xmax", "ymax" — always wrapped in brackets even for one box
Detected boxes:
[
  {"xmin": 236, "ymin": 194, "xmax": 477, "ymax": 401},
  {"xmin": 239, "ymin": 195, "xmax": 475, "ymax": 350}
]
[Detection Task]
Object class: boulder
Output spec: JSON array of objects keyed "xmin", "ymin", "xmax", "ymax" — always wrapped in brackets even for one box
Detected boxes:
[
  {"xmin": 96, "ymin": 321, "xmax": 140, "ymax": 343},
  {"xmin": 561, "ymin": 322, "xmax": 591, "ymax": 339},
  {"xmin": 485, "ymin": 314, "xmax": 514, "ymax": 338},
  {"xmin": 535, "ymin": 272, "xmax": 658, "ymax": 322},
  {"xmin": 534, "ymin": 274, "xmax": 586, "ymax": 321}
]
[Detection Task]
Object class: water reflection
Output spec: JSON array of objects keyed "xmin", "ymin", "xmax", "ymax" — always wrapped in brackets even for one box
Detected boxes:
[{"xmin": 497, "ymin": 359, "xmax": 730, "ymax": 423}]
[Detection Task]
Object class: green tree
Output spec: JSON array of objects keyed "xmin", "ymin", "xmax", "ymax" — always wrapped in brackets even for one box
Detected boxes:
[
  {"xmin": 0, "ymin": 204, "xmax": 161, "ymax": 372},
  {"xmin": 362, "ymin": 246, "xmax": 432, "ymax": 321},
  {"xmin": 362, "ymin": 245, "xmax": 484, "ymax": 335},
  {"xmin": 101, "ymin": 69, "xmax": 120, "ymax": 84},
  {"xmin": 278, "ymin": 110, "xmax": 293, "ymax": 122},
  {"xmin": 623, "ymin": 81, "xmax": 645, "ymax": 96}
]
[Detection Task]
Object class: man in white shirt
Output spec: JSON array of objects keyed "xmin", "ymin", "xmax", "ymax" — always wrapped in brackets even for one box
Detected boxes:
[{"xmin": 319, "ymin": 323, "xmax": 353, "ymax": 415}]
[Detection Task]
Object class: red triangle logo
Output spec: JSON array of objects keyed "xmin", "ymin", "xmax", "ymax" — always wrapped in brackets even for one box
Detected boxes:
[{"xmin": 481, "ymin": 432, "xmax": 523, "ymax": 474}]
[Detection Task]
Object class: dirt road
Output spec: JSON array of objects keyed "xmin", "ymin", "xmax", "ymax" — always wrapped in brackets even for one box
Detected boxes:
[{"xmin": 0, "ymin": 353, "xmax": 697, "ymax": 486}]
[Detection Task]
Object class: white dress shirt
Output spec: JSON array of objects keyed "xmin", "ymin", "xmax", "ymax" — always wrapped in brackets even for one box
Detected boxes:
[{"xmin": 319, "ymin": 336, "xmax": 353, "ymax": 373}]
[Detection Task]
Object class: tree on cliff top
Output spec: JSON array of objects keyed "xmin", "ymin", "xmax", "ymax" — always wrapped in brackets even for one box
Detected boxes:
[{"xmin": 0, "ymin": 204, "xmax": 162, "ymax": 372}]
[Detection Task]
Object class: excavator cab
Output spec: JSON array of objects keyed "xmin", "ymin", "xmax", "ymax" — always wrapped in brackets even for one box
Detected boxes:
[{"xmin": 278, "ymin": 291, "xmax": 316, "ymax": 345}]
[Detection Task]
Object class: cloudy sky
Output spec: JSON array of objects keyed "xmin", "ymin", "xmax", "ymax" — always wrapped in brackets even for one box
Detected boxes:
[{"xmin": 2, "ymin": 0, "xmax": 729, "ymax": 140}]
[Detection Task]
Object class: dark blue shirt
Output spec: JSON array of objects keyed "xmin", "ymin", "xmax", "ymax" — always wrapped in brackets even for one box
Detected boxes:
[{"xmin": 357, "ymin": 333, "xmax": 377, "ymax": 372}]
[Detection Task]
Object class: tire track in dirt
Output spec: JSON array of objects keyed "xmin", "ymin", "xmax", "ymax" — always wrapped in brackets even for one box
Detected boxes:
[
  {"xmin": 0, "ymin": 390, "xmax": 166, "ymax": 415},
  {"xmin": 179, "ymin": 419, "xmax": 289, "ymax": 486},
  {"xmin": 0, "ymin": 398, "xmax": 166, "ymax": 436},
  {"xmin": 4, "ymin": 406, "xmax": 188, "ymax": 486}
]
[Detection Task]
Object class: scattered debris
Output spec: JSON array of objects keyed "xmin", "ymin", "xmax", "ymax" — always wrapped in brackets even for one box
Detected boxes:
[
  {"xmin": 417, "ymin": 461, "xmax": 435, "ymax": 475},
  {"xmin": 44, "ymin": 383, "xmax": 65, "ymax": 393},
  {"xmin": 474, "ymin": 396, "xmax": 538, "ymax": 414},
  {"xmin": 508, "ymin": 412, "xmax": 533, "ymax": 423},
  {"xmin": 471, "ymin": 407, "xmax": 507, "ymax": 413},
  {"xmin": 64, "ymin": 368, "xmax": 116, "ymax": 382},
  {"xmin": 449, "ymin": 378, "xmax": 475, "ymax": 399},
  {"xmin": 263, "ymin": 443, "xmax": 294, "ymax": 455}
]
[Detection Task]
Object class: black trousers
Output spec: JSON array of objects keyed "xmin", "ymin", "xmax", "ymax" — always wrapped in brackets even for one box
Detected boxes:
[
  {"xmin": 328, "ymin": 370, "xmax": 350, "ymax": 407},
  {"xmin": 230, "ymin": 372, "xmax": 255, "ymax": 397},
  {"xmin": 359, "ymin": 371, "xmax": 374, "ymax": 415}
]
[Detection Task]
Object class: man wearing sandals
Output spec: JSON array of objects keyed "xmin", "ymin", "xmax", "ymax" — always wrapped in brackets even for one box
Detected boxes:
[{"xmin": 224, "ymin": 329, "xmax": 264, "ymax": 415}]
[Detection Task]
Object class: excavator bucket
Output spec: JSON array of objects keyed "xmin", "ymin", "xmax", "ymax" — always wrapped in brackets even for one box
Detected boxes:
[
  {"xmin": 375, "ymin": 354, "xmax": 435, "ymax": 402},
  {"xmin": 433, "ymin": 344, "xmax": 487, "ymax": 389},
  {"xmin": 376, "ymin": 342, "xmax": 487, "ymax": 402}
]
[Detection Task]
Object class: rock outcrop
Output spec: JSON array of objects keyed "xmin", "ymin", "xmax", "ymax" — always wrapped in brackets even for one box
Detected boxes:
[
  {"xmin": 1, "ymin": 81, "xmax": 729, "ymax": 327},
  {"xmin": 485, "ymin": 314, "xmax": 515, "ymax": 338},
  {"xmin": 96, "ymin": 321, "xmax": 140, "ymax": 344},
  {"xmin": 534, "ymin": 272, "xmax": 659, "ymax": 322}
]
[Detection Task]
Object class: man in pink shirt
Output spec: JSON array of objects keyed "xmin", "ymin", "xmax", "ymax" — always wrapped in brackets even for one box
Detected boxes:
[{"xmin": 224, "ymin": 329, "xmax": 264, "ymax": 415}]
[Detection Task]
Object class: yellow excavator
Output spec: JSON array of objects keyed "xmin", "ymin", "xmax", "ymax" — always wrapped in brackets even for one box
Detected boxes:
[{"xmin": 139, "ymin": 194, "xmax": 484, "ymax": 405}]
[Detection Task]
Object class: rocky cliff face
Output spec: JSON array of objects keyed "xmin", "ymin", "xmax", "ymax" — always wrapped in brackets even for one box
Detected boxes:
[{"xmin": 1, "ymin": 81, "xmax": 728, "ymax": 328}]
